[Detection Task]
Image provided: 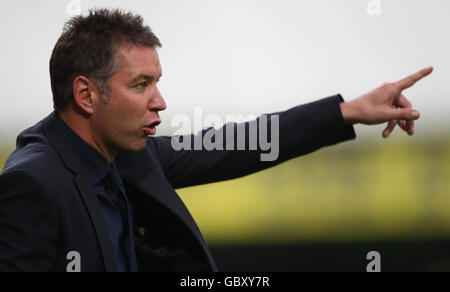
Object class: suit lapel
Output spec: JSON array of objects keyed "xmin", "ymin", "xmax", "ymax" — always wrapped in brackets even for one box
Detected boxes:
[
  {"xmin": 42, "ymin": 112, "xmax": 117, "ymax": 272},
  {"xmin": 117, "ymin": 154, "xmax": 209, "ymax": 245},
  {"xmin": 73, "ymin": 174, "xmax": 117, "ymax": 272},
  {"xmin": 117, "ymin": 155, "xmax": 219, "ymax": 271}
]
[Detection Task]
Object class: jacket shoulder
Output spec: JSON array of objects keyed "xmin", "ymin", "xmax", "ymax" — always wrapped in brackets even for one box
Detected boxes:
[{"xmin": 1, "ymin": 116, "xmax": 66, "ymax": 184}]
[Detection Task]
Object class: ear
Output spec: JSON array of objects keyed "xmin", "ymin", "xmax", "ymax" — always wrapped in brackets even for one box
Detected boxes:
[{"xmin": 72, "ymin": 76, "xmax": 101, "ymax": 115}]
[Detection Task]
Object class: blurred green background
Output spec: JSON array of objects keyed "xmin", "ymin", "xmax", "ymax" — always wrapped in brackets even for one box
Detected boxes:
[{"xmin": 1, "ymin": 132, "xmax": 450, "ymax": 271}]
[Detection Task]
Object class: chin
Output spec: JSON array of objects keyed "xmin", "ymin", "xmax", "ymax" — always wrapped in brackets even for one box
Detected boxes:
[
  {"xmin": 130, "ymin": 138, "xmax": 148, "ymax": 153},
  {"xmin": 115, "ymin": 134, "xmax": 148, "ymax": 154}
]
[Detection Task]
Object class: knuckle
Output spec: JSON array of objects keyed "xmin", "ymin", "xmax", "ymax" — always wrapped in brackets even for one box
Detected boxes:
[{"xmin": 382, "ymin": 82, "xmax": 397, "ymax": 93}]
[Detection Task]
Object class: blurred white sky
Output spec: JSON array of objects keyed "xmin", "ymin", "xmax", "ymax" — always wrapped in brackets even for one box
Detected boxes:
[{"xmin": 0, "ymin": 0, "xmax": 449, "ymax": 142}]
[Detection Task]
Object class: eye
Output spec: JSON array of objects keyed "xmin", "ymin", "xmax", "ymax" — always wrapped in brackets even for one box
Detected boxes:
[{"xmin": 135, "ymin": 81, "xmax": 148, "ymax": 90}]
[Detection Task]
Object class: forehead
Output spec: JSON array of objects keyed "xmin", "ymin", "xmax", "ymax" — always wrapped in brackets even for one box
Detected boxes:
[{"xmin": 116, "ymin": 45, "xmax": 162, "ymax": 79}]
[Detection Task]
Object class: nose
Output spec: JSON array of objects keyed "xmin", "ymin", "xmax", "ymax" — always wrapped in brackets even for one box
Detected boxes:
[{"xmin": 149, "ymin": 86, "xmax": 167, "ymax": 112}]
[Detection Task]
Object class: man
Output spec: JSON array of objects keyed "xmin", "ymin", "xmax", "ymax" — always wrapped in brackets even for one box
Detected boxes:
[{"xmin": 0, "ymin": 8, "xmax": 432, "ymax": 272}]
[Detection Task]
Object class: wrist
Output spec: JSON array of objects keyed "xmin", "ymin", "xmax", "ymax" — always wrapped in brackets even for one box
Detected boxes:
[{"xmin": 340, "ymin": 101, "xmax": 359, "ymax": 125}]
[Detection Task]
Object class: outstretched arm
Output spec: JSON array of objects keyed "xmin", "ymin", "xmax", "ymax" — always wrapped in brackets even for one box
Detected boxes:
[
  {"xmin": 340, "ymin": 67, "xmax": 434, "ymax": 138},
  {"xmin": 147, "ymin": 95, "xmax": 355, "ymax": 189},
  {"xmin": 129, "ymin": 67, "xmax": 433, "ymax": 189}
]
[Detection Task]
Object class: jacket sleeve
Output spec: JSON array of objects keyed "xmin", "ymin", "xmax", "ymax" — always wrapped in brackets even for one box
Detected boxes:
[
  {"xmin": 0, "ymin": 170, "xmax": 59, "ymax": 272},
  {"xmin": 149, "ymin": 94, "xmax": 356, "ymax": 189}
]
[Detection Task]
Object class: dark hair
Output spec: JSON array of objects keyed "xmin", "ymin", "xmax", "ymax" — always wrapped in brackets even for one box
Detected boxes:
[{"xmin": 50, "ymin": 8, "xmax": 162, "ymax": 113}]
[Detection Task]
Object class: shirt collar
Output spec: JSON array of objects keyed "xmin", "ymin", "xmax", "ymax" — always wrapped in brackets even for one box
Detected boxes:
[{"xmin": 55, "ymin": 113, "xmax": 116, "ymax": 186}]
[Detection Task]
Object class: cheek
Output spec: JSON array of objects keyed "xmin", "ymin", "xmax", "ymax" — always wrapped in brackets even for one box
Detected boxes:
[
  {"xmin": 103, "ymin": 84, "xmax": 150, "ymax": 136},
  {"xmin": 109, "ymin": 91, "xmax": 148, "ymax": 121}
]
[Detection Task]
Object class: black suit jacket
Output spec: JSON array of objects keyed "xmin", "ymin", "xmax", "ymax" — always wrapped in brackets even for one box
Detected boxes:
[{"xmin": 0, "ymin": 95, "xmax": 356, "ymax": 272}]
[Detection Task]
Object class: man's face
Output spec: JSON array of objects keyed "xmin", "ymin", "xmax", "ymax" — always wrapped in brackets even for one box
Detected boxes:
[{"xmin": 92, "ymin": 45, "xmax": 167, "ymax": 154}]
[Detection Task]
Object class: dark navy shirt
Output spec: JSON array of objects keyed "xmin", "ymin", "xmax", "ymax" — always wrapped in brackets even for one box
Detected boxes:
[{"xmin": 55, "ymin": 114, "xmax": 137, "ymax": 272}]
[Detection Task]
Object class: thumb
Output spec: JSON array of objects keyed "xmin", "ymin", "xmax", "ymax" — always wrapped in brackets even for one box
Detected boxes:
[{"xmin": 385, "ymin": 108, "xmax": 421, "ymax": 121}]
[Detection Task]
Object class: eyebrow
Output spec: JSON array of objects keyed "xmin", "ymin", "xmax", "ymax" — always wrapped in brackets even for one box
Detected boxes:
[{"xmin": 130, "ymin": 74, "xmax": 162, "ymax": 84}]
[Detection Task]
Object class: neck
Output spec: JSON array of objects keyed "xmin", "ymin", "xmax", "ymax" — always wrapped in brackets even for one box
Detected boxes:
[{"xmin": 58, "ymin": 110, "xmax": 117, "ymax": 164}]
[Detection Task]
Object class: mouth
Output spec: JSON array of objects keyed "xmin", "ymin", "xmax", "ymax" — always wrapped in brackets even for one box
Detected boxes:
[{"xmin": 143, "ymin": 120, "xmax": 161, "ymax": 136}]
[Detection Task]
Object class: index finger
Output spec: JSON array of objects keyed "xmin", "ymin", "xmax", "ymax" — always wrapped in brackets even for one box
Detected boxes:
[{"xmin": 395, "ymin": 66, "xmax": 434, "ymax": 90}]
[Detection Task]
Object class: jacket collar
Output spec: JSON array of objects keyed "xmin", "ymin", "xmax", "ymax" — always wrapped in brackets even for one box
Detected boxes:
[{"xmin": 54, "ymin": 113, "xmax": 113, "ymax": 187}]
